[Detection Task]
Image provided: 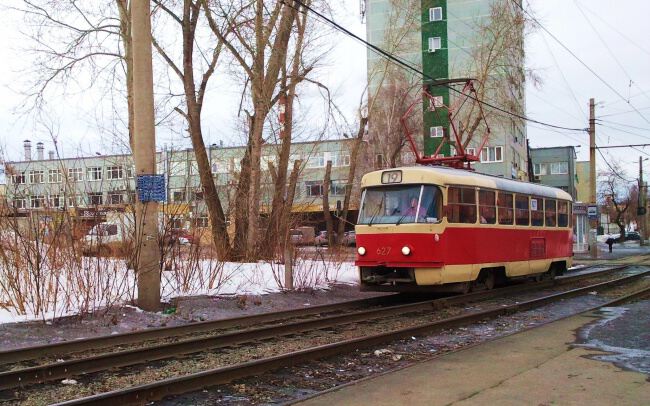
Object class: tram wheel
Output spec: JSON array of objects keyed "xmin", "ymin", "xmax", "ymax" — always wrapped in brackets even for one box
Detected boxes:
[
  {"xmin": 483, "ymin": 271, "xmax": 496, "ymax": 290},
  {"xmin": 459, "ymin": 281, "xmax": 473, "ymax": 294}
]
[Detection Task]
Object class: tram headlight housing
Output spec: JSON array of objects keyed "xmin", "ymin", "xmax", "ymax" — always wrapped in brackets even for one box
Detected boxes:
[
  {"xmin": 401, "ymin": 246, "xmax": 411, "ymax": 256},
  {"xmin": 357, "ymin": 246, "xmax": 366, "ymax": 256}
]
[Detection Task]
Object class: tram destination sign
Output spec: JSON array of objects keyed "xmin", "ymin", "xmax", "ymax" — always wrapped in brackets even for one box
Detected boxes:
[{"xmin": 381, "ymin": 170, "xmax": 402, "ymax": 184}]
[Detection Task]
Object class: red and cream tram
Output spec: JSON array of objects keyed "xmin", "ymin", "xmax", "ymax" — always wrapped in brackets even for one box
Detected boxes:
[{"xmin": 355, "ymin": 166, "xmax": 573, "ymax": 292}]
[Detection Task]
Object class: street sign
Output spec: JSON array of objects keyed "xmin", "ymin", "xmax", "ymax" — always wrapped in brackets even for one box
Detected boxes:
[
  {"xmin": 587, "ymin": 205, "xmax": 598, "ymax": 219},
  {"xmin": 137, "ymin": 174, "xmax": 166, "ymax": 202},
  {"xmin": 573, "ymin": 203, "xmax": 587, "ymax": 215}
]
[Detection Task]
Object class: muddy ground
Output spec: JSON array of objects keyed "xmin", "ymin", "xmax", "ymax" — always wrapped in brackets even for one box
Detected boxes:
[{"xmin": 0, "ymin": 284, "xmax": 384, "ymax": 351}]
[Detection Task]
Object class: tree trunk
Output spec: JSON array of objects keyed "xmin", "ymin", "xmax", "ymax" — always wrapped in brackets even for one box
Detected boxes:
[
  {"xmin": 180, "ymin": 0, "xmax": 231, "ymax": 259},
  {"xmin": 233, "ymin": 142, "xmax": 252, "ymax": 259},
  {"xmin": 336, "ymin": 116, "xmax": 368, "ymax": 242},
  {"xmin": 116, "ymin": 0, "xmax": 134, "ymax": 151},
  {"xmin": 323, "ymin": 161, "xmax": 335, "ymax": 246}
]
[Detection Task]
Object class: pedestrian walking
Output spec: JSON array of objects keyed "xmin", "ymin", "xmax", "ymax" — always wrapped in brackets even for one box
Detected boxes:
[{"xmin": 605, "ymin": 236, "xmax": 615, "ymax": 253}]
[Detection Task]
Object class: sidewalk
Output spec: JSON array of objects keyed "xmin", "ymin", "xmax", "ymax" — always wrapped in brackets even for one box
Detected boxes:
[
  {"xmin": 296, "ymin": 311, "xmax": 650, "ymax": 406},
  {"xmin": 574, "ymin": 241, "xmax": 650, "ymax": 261}
]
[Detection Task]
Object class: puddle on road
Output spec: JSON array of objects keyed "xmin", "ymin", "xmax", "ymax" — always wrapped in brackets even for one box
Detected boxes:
[{"xmin": 574, "ymin": 300, "xmax": 650, "ymax": 376}]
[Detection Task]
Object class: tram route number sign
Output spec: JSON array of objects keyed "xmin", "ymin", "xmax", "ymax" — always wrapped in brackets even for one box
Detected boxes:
[
  {"xmin": 587, "ymin": 205, "xmax": 598, "ymax": 220},
  {"xmin": 137, "ymin": 174, "xmax": 166, "ymax": 202},
  {"xmin": 381, "ymin": 170, "xmax": 402, "ymax": 184}
]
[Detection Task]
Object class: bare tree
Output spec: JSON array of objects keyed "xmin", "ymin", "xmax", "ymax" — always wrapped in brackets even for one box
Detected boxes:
[
  {"xmin": 151, "ymin": 0, "xmax": 234, "ymax": 259},
  {"xmin": 599, "ymin": 162, "xmax": 636, "ymax": 241}
]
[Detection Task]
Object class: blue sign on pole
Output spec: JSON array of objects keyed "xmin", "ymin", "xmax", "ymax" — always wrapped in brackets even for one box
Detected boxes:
[{"xmin": 136, "ymin": 174, "xmax": 166, "ymax": 202}]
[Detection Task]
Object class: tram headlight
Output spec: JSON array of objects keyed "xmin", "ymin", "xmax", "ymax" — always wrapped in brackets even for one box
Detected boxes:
[
  {"xmin": 401, "ymin": 246, "xmax": 411, "ymax": 256},
  {"xmin": 357, "ymin": 246, "xmax": 366, "ymax": 256}
]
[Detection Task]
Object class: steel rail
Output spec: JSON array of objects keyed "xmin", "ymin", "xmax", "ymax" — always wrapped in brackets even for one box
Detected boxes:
[
  {"xmin": 0, "ymin": 264, "xmax": 635, "ymax": 390},
  {"xmin": 0, "ymin": 294, "xmax": 405, "ymax": 364},
  {"xmin": 0, "ymin": 262, "xmax": 628, "ymax": 366},
  {"xmin": 50, "ymin": 270, "xmax": 650, "ymax": 406},
  {"xmin": 0, "ymin": 264, "xmax": 634, "ymax": 390}
]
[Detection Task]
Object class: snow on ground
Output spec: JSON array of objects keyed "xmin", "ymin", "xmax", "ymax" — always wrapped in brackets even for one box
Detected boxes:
[{"xmin": 0, "ymin": 258, "xmax": 358, "ymax": 325}]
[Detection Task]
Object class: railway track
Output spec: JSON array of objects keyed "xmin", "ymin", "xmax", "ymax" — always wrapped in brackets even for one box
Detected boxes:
[
  {"xmin": 0, "ymin": 261, "xmax": 629, "ymax": 365},
  {"xmin": 0, "ymin": 263, "xmax": 632, "ymax": 382},
  {"xmin": 2, "ymin": 263, "xmax": 649, "ymax": 405}
]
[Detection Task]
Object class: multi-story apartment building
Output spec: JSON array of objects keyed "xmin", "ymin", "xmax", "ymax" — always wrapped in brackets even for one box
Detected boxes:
[
  {"xmin": 2, "ymin": 139, "xmax": 362, "ymax": 231},
  {"xmin": 365, "ymin": 0, "xmax": 528, "ymax": 179},
  {"xmin": 530, "ymin": 146, "xmax": 578, "ymax": 199}
]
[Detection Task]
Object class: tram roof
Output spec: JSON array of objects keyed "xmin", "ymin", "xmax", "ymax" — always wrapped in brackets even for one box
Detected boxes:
[{"xmin": 361, "ymin": 165, "xmax": 574, "ymax": 201}]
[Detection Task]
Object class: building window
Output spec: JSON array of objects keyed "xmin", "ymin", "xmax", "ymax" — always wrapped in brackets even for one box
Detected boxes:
[
  {"xmin": 88, "ymin": 192, "xmax": 103, "ymax": 205},
  {"xmin": 127, "ymin": 166, "xmax": 135, "ymax": 178},
  {"xmin": 430, "ymin": 126, "xmax": 444, "ymax": 138},
  {"xmin": 108, "ymin": 193, "xmax": 124, "ymax": 205},
  {"xmin": 333, "ymin": 153, "xmax": 350, "ymax": 167},
  {"xmin": 68, "ymin": 194, "xmax": 81, "ymax": 206},
  {"xmin": 30, "ymin": 195, "xmax": 45, "ymax": 208},
  {"xmin": 172, "ymin": 190, "xmax": 186, "ymax": 203},
  {"xmin": 375, "ymin": 154, "xmax": 385, "ymax": 169},
  {"xmin": 11, "ymin": 173, "xmax": 26, "ymax": 184},
  {"xmin": 428, "ymin": 37, "xmax": 442, "ymax": 52},
  {"xmin": 432, "ymin": 96, "xmax": 444, "ymax": 108},
  {"xmin": 107, "ymin": 166, "xmax": 124, "ymax": 180},
  {"xmin": 48, "ymin": 169, "xmax": 62, "ymax": 183},
  {"xmin": 331, "ymin": 181, "xmax": 347, "ymax": 196},
  {"xmin": 49, "ymin": 194, "xmax": 63, "ymax": 208},
  {"xmin": 533, "ymin": 163, "xmax": 548, "ymax": 176},
  {"xmin": 305, "ymin": 181, "xmax": 323, "ymax": 197},
  {"xmin": 192, "ymin": 190, "xmax": 204, "ymax": 201},
  {"xmin": 29, "ymin": 170, "xmax": 44, "ymax": 184},
  {"xmin": 193, "ymin": 216, "xmax": 209, "ymax": 228},
  {"xmin": 169, "ymin": 161, "xmax": 187, "ymax": 177},
  {"xmin": 429, "ymin": 7, "xmax": 443, "ymax": 21},
  {"xmin": 87, "ymin": 167, "xmax": 102, "ymax": 181},
  {"xmin": 466, "ymin": 147, "xmax": 477, "ymax": 156},
  {"xmin": 550, "ymin": 162, "xmax": 568, "ymax": 174},
  {"xmin": 69, "ymin": 168, "xmax": 83, "ymax": 182},
  {"xmin": 480, "ymin": 146, "xmax": 503, "ymax": 163},
  {"xmin": 13, "ymin": 198, "xmax": 26, "ymax": 209},
  {"xmin": 189, "ymin": 161, "xmax": 199, "ymax": 175},
  {"xmin": 307, "ymin": 154, "xmax": 325, "ymax": 168}
]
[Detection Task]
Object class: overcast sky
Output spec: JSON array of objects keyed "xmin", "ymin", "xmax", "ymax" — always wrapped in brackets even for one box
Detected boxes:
[{"xmin": 1, "ymin": 0, "xmax": 649, "ymax": 179}]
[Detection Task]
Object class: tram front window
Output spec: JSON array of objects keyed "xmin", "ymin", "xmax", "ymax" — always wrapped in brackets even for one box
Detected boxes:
[{"xmin": 358, "ymin": 185, "xmax": 441, "ymax": 225}]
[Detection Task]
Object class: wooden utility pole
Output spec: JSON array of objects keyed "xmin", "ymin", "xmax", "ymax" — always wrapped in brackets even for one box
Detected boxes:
[
  {"xmin": 589, "ymin": 98, "xmax": 598, "ymax": 258},
  {"xmin": 132, "ymin": 0, "xmax": 160, "ymax": 311},
  {"xmin": 639, "ymin": 157, "xmax": 647, "ymax": 246}
]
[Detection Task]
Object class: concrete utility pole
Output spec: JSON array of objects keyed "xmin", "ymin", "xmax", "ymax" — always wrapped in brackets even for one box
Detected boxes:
[
  {"xmin": 639, "ymin": 157, "xmax": 647, "ymax": 246},
  {"xmin": 589, "ymin": 98, "xmax": 598, "ymax": 258},
  {"xmin": 132, "ymin": 0, "xmax": 160, "ymax": 311}
]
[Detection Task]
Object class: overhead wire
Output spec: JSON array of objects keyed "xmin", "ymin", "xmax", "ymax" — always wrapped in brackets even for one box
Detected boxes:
[
  {"xmin": 573, "ymin": 0, "xmax": 650, "ymax": 107},
  {"xmin": 513, "ymin": 0, "xmax": 650, "ymax": 125},
  {"xmin": 286, "ymin": 0, "xmax": 587, "ymax": 132}
]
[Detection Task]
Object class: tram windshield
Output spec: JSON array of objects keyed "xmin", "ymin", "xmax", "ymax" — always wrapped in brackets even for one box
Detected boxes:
[{"xmin": 358, "ymin": 185, "xmax": 442, "ymax": 225}]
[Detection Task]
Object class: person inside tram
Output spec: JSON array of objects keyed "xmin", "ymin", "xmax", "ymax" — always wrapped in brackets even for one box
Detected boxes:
[{"xmin": 404, "ymin": 196, "xmax": 422, "ymax": 218}]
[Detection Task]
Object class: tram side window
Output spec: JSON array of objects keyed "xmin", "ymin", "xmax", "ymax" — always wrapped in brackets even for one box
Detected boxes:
[
  {"xmin": 447, "ymin": 187, "xmax": 477, "ymax": 224},
  {"xmin": 545, "ymin": 199, "xmax": 557, "ymax": 227},
  {"xmin": 515, "ymin": 195, "xmax": 530, "ymax": 225},
  {"xmin": 497, "ymin": 192, "xmax": 514, "ymax": 225},
  {"xmin": 530, "ymin": 197, "xmax": 544, "ymax": 226},
  {"xmin": 478, "ymin": 190, "xmax": 496, "ymax": 224},
  {"xmin": 558, "ymin": 201, "xmax": 569, "ymax": 227}
]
